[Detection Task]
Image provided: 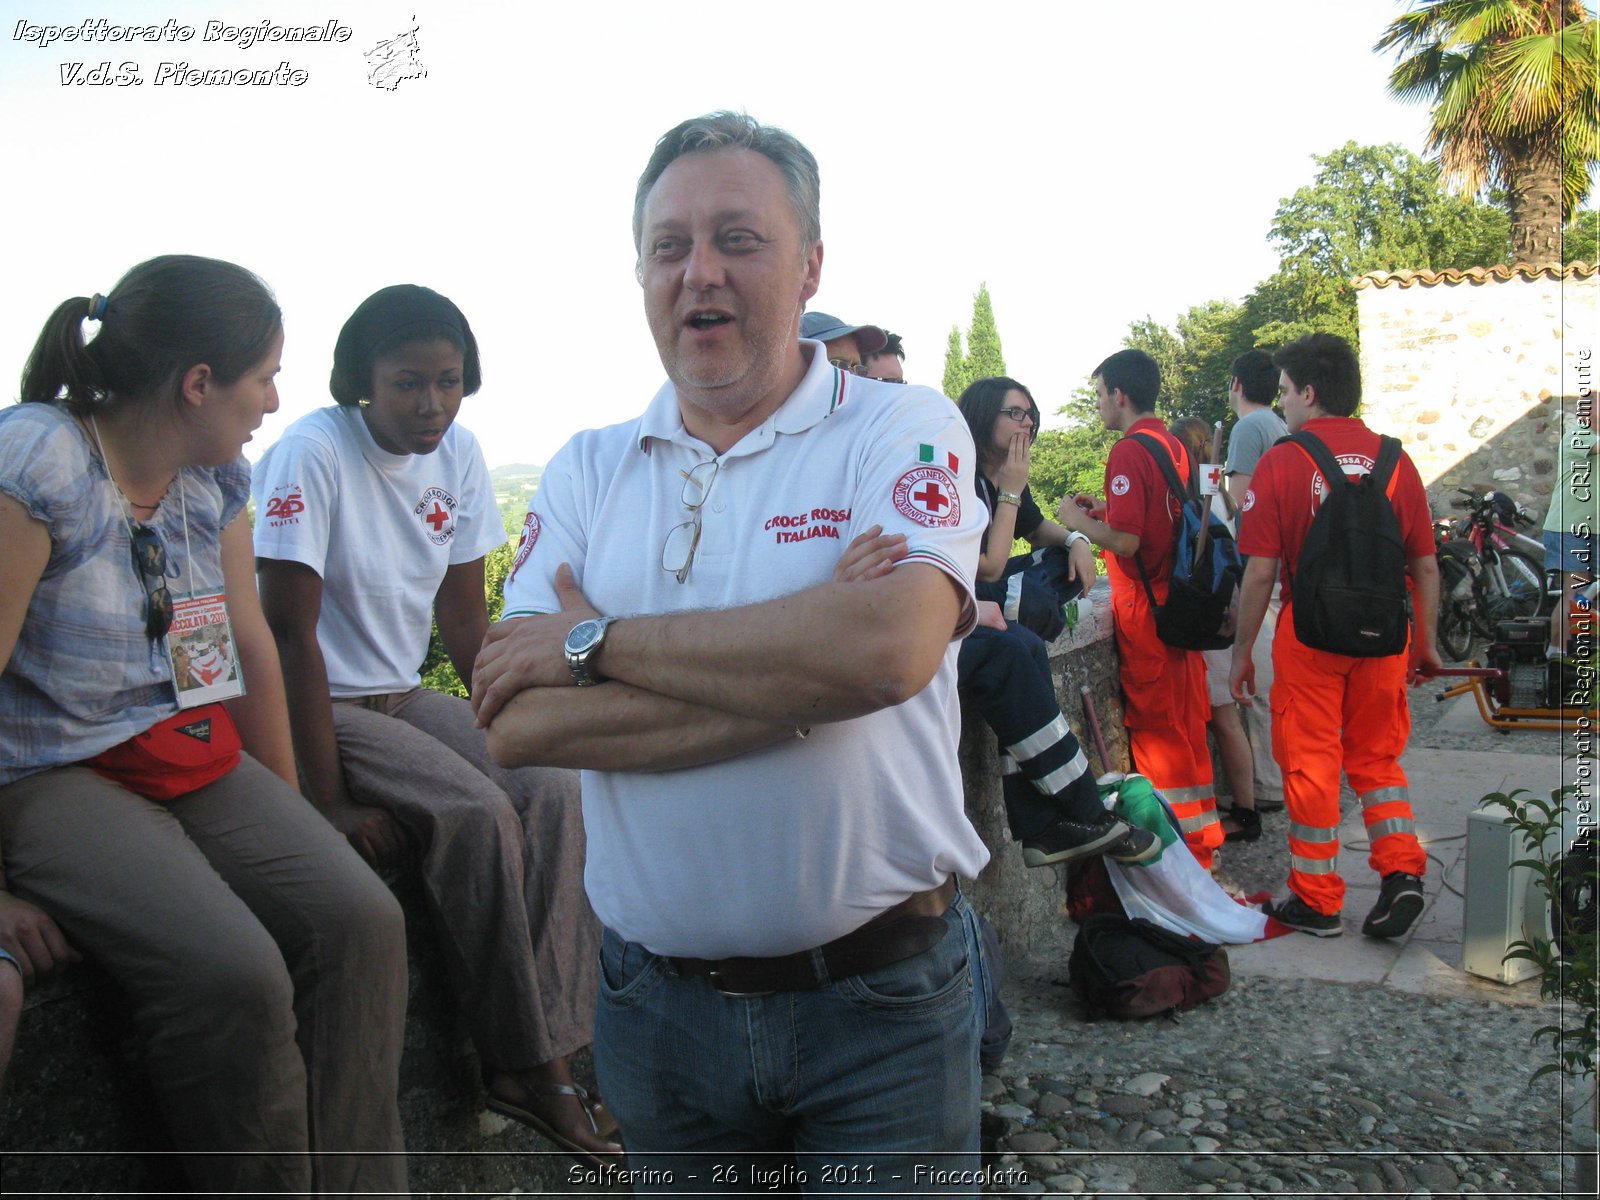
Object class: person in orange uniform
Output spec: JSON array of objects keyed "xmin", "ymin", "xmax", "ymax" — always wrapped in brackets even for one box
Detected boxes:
[
  {"xmin": 1058, "ymin": 349, "xmax": 1222, "ymax": 869},
  {"xmin": 1229, "ymin": 333, "xmax": 1441, "ymax": 939}
]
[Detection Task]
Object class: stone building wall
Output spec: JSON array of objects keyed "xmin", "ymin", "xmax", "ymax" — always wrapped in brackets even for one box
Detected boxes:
[{"xmin": 1354, "ymin": 262, "xmax": 1598, "ymax": 520}]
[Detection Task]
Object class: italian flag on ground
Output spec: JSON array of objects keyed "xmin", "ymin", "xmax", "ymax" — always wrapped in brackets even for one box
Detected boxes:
[{"xmin": 1100, "ymin": 774, "xmax": 1289, "ymax": 943}]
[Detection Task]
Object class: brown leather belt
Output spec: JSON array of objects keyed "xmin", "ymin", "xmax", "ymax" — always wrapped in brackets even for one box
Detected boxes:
[{"xmin": 669, "ymin": 877, "xmax": 957, "ymax": 996}]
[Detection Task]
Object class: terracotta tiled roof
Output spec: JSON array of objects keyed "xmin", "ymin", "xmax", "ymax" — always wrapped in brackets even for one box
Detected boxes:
[{"xmin": 1354, "ymin": 261, "xmax": 1597, "ymax": 288}]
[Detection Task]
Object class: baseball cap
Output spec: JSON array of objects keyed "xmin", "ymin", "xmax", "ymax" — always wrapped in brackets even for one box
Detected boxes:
[{"xmin": 799, "ymin": 312, "xmax": 888, "ymax": 354}]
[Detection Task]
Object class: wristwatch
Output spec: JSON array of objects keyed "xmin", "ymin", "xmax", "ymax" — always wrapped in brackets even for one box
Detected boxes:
[
  {"xmin": 996, "ymin": 490, "xmax": 1022, "ymax": 507},
  {"xmin": 563, "ymin": 616, "xmax": 617, "ymax": 687}
]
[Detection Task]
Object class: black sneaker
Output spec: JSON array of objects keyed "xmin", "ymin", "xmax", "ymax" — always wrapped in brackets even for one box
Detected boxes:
[
  {"xmin": 1264, "ymin": 895, "xmax": 1343, "ymax": 937},
  {"xmin": 1362, "ymin": 872, "xmax": 1425, "ymax": 939},
  {"xmin": 1021, "ymin": 811, "xmax": 1136, "ymax": 867},
  {"xmin": 1104, "ymin": 824, "xmax": 1160, "ymax": 864}
]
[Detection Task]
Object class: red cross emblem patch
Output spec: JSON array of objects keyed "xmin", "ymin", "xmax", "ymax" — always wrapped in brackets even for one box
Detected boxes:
[
  {"xmin": 509, "ymin": 511, "xmax": 541, "ymax": 583},
  {"xmin": 893, "ymin": 465, "xmax": 962, "ymax": 528},
  {"xmin": 413, "ymin": 486, "xmax": 458, "ymax": 545}
]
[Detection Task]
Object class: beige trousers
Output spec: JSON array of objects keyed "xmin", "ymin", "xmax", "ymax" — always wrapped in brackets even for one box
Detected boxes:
[
  {"xmin": 332, "ymin": 688, "xmax": 598, "ymax": 1071},
  {"xmin": 0, "ymin": 755, "xmax": 409, "ymax": 1196}
]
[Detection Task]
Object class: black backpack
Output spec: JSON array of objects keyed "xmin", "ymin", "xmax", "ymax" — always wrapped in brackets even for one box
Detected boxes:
[
  {"xmin": 1284, "ymin": 431, "xmax": 1410, "ymax": 658},
  {"xmin": 1128, "ymin": 433, "xmax": 1243, "ymax": 650},
  {"xmin": 1068, "ymin": 914, "xmax": 1231, "ymax": 1020}
]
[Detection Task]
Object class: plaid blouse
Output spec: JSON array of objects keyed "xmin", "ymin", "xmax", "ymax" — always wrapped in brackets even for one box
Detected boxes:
[{"xmin": 0, "ymin": 404, "xmax": 247, "ymax": 784}]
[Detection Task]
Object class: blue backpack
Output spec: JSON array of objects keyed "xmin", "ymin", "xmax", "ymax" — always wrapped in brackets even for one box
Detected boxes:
[{"xmin": 1128, "ymin": 433, "xmax": 1243, "ymax": 651}]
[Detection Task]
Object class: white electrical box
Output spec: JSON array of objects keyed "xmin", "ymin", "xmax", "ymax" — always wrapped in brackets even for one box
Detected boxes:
[{"xmin": 1462, "ymin": 803, "xmax": 1585, "ymax": 984}]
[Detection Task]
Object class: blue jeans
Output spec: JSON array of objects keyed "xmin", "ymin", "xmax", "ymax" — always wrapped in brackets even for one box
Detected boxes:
[{"xmin": 594, "ymin": 892, "xmax": 985, "ymax": 1195}]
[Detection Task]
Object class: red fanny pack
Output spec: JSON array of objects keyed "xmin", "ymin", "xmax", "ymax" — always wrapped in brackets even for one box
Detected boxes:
[{"xmin": 87, "ymin": 704, "xmax": 242, "ymax": 800}]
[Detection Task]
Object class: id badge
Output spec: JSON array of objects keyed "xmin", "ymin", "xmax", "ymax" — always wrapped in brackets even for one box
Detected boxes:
[{"xmin": 166, "ymin": 589, "xmax": 246, "ymax": 708}]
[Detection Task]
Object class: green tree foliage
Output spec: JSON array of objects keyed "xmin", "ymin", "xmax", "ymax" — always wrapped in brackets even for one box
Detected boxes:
[
  {"xmin": 942, "ymin": 325, "xmax": 968, "ymax": 400},
  {"xmin": 1169, "ymin": 300, "xmax": 1256, "ymax": 424},
  {"xmin": 1248, "ymin": 141, "xmax": 1512, "ymax": 347},
  {"xmin": 1122, "ymin": 318, "xmax": 1186, "ymax": 409},
  {"xmin": 1377, "ymin": 0, "xmax": 1600, "ymax": 263},
  {"xmin": 1564, "ymin": 206, "xmax": 1599, "ymax": 262},
  {"xmin": 419, "ymin": 540, "xmax": 516, "ymax": 698},
  {"xmin": 1118, "ymin": 303, "xmax": 1254, "ymax": 425},
  {"xmin": 1117, "ymin": 143, "xmax": 1513, "ymax": 423},
  {"xmin": 965, "ymin": 284, "xmax": 1007, "ymax": 381},
  {"xmin": 942, "ymin": 284, "xmax": 1009, "ymax": 400}
]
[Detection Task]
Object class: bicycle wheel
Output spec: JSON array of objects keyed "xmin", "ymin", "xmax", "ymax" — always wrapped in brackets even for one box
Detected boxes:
[
  {"xmin": 1437, "ymin": 597, "xmax": 1474, "ymax": 662},
  {"xmin": 1488, "ymin": 549, "xmax": 1546, "ymax": 620}
]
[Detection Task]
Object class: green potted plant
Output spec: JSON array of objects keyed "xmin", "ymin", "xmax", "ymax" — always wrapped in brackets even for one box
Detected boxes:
[{"xmin": 1482, "ymin": 785, "xmax": 1597, "ymax": 1192}]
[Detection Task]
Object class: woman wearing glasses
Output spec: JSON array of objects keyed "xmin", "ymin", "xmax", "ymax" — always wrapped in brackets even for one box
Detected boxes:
[
  {"xmin": 252, "ymin": 285, "xmax": 617, "ymax": 1165},
  {"xmin": 0, "ymin": 256, "xmax": 408, "ymax": 1194},
  {"xmin": 954, "ymin": 377, "xmax": 1157, "ymax": 865}
]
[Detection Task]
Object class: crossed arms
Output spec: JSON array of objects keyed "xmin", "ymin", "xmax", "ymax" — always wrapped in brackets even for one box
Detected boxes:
[{"xmin": 472, "ymin": 531, "xmax": 964, "ymax": 773}]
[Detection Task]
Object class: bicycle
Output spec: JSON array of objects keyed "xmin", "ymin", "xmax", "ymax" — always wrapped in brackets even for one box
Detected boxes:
[{"xmin": 1435, "ymin": 489, "xmax": 1551, "ymax": 662}]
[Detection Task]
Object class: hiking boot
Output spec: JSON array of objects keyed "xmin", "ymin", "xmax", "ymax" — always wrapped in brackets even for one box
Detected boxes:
[
  {"xmin": 1022, "ymin": 810, "xmax": 1137, "ymax": 867},
  {"xmin": 1223, "ymin": 806, "xmax": 1262, "ymax": 843},
  {"xmin": 1362, "ymin": 872, "xmax": 1425, "ymax": 939},
  {"xmin": 1264, "ymin": 895, "xmax": 1343, "ymax": 937}
]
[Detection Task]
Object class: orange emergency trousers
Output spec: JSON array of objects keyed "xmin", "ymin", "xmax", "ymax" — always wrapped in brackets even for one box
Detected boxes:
[
  {"xmin": 1271, "ymin": 605, "xmax": 1427, "ymax": 915},
  {"xmin": 1107, "ymin": 570, "xmax": 1222, "ymax": 869}
]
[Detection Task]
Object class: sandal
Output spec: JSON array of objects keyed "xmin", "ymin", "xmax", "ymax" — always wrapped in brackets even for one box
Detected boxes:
[
  {"xmin": 487, "ymin": 1079, "xmax": 622, "ymax": 1167},
  {"xmin": 1221, "ymin": 806, "xmax": 1261, "ymax": 843}
]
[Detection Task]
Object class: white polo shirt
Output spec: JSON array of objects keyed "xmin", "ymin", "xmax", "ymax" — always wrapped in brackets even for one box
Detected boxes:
[
  {"xmin": 253, "ymin": 405, "xmax": 506, "ymax": 696},
  {"xmin": 503, "ymin": 343, "xmax": 991, "ymax": 957}
]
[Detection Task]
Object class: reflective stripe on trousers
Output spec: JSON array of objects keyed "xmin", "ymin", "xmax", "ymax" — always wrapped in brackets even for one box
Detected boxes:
[{"xmin": 1273, "ymin": 605, "xmax": 1424, "ymax": 915}]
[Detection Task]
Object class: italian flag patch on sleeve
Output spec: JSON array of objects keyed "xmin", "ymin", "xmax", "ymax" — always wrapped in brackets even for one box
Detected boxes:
[{"xmin": 918, "ymin": 443, "xmax": 959, "ymax": 473}]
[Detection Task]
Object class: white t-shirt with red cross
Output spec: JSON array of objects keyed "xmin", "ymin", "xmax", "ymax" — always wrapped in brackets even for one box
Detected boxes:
[
  {"xmin": 503, "ymin": 343, "xmax": 991, "ymax": 958},
  {"xmin": 252, "ymin": 404, "xmax": 507, "ymax": 696}
]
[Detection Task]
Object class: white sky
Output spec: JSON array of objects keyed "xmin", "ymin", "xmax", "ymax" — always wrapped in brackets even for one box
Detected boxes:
[{"xmin": 0, "ymin": 0, "xmax": 1438, "ymax": 468}]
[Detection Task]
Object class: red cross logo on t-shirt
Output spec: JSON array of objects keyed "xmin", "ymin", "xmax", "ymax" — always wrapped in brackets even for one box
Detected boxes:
[
  {"xmin": 413, "ymin": 487, "xmax": 459, "ymax": 545},
  {"xmin": 914, "ymin": 481, "xmax": 949, "ymax": 512},
  {"xmin": 893, "ymin": 465, "xmax": 962, "ymax": 528}
]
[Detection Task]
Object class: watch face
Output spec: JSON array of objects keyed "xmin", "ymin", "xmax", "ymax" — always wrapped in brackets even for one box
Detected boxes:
[{"xmin": 567, "ymin": 619, "xmax": 604, "ymax": 653}]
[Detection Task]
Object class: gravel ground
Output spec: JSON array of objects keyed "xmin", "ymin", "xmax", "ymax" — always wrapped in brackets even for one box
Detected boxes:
[
  {"xmin": 981, "ymin": 974, "xmax": 1580, "ymax": 1197},
  {"xmin": 977, "ymin": 684, "xmax": 1591, "ymax": 1197}
]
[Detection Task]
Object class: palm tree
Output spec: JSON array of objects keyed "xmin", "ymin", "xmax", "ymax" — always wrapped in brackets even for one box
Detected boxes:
[{"xmin": 1377, "ymin": 0, "xmax": 1600, "ymax": 263}]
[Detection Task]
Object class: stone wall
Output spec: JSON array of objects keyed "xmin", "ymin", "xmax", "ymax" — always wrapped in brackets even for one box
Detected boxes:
[
  {"xmin": 1354, "ymin": 262, "xmax": 1598, "ymax": 519},
  {"xmin": 961, "ymin": 581, "xmax": 1129, "ymax": 978}
]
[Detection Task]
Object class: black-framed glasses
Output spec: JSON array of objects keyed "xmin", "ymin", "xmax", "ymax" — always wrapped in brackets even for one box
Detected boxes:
[
  {"xmin": 662, "ymin": 460, "xmax": 719, "ymax": 584},
  {"xmin": 999, "ymin": 406, "xmax": 1035, "ymax": 425},
  {"xmin": 828, "ymin": 358, "xmax": 868, "ymax": 375},
  {"xmin": 129, "ymin": 523, "xmax": 174, "ymax": 640}
]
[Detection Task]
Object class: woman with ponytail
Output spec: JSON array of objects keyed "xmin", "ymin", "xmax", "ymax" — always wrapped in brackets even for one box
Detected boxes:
[{"xmin": 0, "ymin": 256, "xmax": 408, "ymax": 1195}]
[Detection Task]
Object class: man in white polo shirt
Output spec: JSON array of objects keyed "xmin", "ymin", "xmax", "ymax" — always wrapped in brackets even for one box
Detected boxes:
[{"xmin": 472, "ymin": 111, "xmax": 992, "ymax": 1187}]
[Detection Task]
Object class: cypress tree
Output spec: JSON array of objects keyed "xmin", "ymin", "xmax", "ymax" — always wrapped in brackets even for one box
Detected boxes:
[
  {"xmin": 964, "ymin": 283, "xmax": 1007, "ymax": 381},
  {"xmin": 942, "ymin": 326, "xmax": 968, "ymax": 400}
]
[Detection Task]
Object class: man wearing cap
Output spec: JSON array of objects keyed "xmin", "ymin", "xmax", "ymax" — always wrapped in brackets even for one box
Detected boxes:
[
  {"xmin": 799, "ymin": 310, "xmax": 886, "ymax": 373},
  {"xmin": 472, "ymin": 112, "xmax": 992, "ymax": 1184}
]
